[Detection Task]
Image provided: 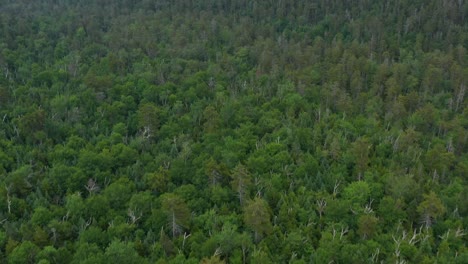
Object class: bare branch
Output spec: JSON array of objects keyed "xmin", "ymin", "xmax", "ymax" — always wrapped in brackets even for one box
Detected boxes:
[
  {"xmin": 214, "ymin": 247, "xmax": 222, "ymax": 257},
  {"xmin": 80, "ymin": 217, "xmax": 92, "ymax": 232},
  {"xmin": 408, "ymin": 228, "xmax": 420, "ymax": 245},
  {"xmin": 127, "ymin": 208, "xmax": 143, "ymax": 225},
  {"xmin": 364, "ymin": 199, "xmax": 374, "ymax": 214},
  {"xmin": 371, "ymin": 248, "xmax": 380, "ymax": 263},
  {"xmin": 439, "ymin": 230, "xmax": 450, "ymax": 240},
  {"xmin": 455, "ymin": 227, "xmax": 466, "ymax": 237},
  {"xmin": 163, "ymin": 161, "xmax": 171, "ymax": 170},
  {"xmin": 182, "ymin": 232, "xmax": 191, "ymax": 249},
  {"xmin": 142, "ymin": 126, "xmax": 152, "ymax": 139},
  {"xmin": 5, "ymin": 185, "xmax": 11, "ymax": 214},
  {"xmin": 340, "ymin": 226, "xmax": 349, "ymax": 240},
  {"xmin": 62, "ymin": 211, "xmax": 70, "ymax": 222}
]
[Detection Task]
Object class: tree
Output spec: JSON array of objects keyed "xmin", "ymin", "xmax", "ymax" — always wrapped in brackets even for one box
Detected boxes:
[
  {"xmin": 417, "ymin": 192, "xmax": 446, "ymax": 228},
  {"xmin": 424, "ymin": 144, "xmax": 455, "ymax": 181},
  {"xmin": 350, "ymin": 137, "xmax": 371, "ymax": 180},
  {"xmin": 342, "ymin": 181, "xmax": 371, "ymax": 208},
  {"xmin": 36, "ymin": 246, "xmax": 71, "ymax": 264},
  {"xmin": 102, "ymin": 177, "xmax": 136, "ymax": 209},
  {"xmin": 71, "ymin": 243, "xmax": 104, "ymax": 264},
  {"xmin": 357, "ymin": 215, "xmax": 378, "ymax": 239},
  {"xmin": 203, "ymin": 105, "xmax": 220, "ymax": 134},
  {"xmin": 230, "ymin": 164, "xmax": 252, "ymax": 205},
  {"xmin": 137, "ymin": 102, "xmax": 160, "ymax": 140},
  {"xmin": 65, "ymin": 192, "xmax": 85, "ymax": 221},
  {"xmin": 143, "ymin": 167, "xmax": 170, "ymax": 194},
  {"xmin": 0, "ymin": 0, "xmax": 466, "ymax": 262},
  {"xmin": 204, "ymin": 158, "xmax": 229, "ymax": 187},
  {"xmin": 16, "ymin": 108, "xmax": 46, "ymax": 144},
  {"xmin": 159, "ymin": 227, "xmax": 175, "ymax": 257},
  {"xmin": 7, "ymin": 241, "xmax": 39, "ymax": 264},
  {"xmin": 250, "ymin": 247, "xmax": 274, "ymax": 264},
  {"xmin": 243, "ymin": 197, "xmax": 272, "ymax": 243},
  {"xmin": 160, "ymin": 193, "xmax": 191, "ymax": 238},
  {"xmin": 79, "ymin": 226, "xmax": 108, "ymax": 248},
  {"xmin": 104, "ymin": 240, "xmax": 147, "ymax": 264}
]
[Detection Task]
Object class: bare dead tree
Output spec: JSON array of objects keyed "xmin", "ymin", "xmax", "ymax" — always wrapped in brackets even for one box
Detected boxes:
[
  {"xmin": 393, "ymin": 133, "xmax": 401, "ymax": 153},
  {"xmin": 62, "ymin": 211, "xmax": 70, "ymax": 222},
  {"xmin": 446, "ymin": 138, "xmax": 454, "ymax": 153},
  {"xmin": 127, "ymin": 208, "xmax": 142, "ymax": 225},
  {"xmin": 392, "ymin": 226, "xmax": 426, "ymax": 263},
  {"xmin": 182, "ymin": 232, "xmax": 191, "ymax": 250},
  {"xmin": 364, "ymin": 199, "xmax": 374, "ymax": 214},
  {"xmin": 393, "ymin": 235, "xmax": 403, "ymax": 260},
  {"xmin": 439, "ymin": 230, "xmax": 450, "ymax": 240},
  {"xmin": 254, "ymin": 177, "xmax": 264, "ymax": 198},
  {"xmin": 455, "ymin": 83, "xmax": 465, "ymax": 112},
  {"xmin": 333, "ymin": 180, "xmax": 341, "ymax": 197},
  {"xmin": 104, "ymin": 177, "xmax": 111, "ymax": 188},
  {"xmin": 163, "ymin": 161, "xmax": 171, "ymax": 170},
  {"xmin": 316, "ymin": 199, "xmax": 327, "ymax": 218},
  {"xmin": 370, "ymin": 248, "xmax": 380, "ymax": 263},
  {"xmin": 85, "ymin": 178, "xmax": 100, "ymax": 195},
  {"xmin": 79, "ymin": 217, "xmax": 92, "ymax": 232},
  {"xmin": 210, "ymin": 169, "xmax": 221, "ymax": 186},
  {"xmin": 5, "ymin": 185, "xmax": 11, "ymax": 214},
  {"xmin": 331, "ymin": 225, "xmax": 348, "ymax": 240},
  {"xmin": 421, "ymin": 213, "xmax": 433, "ymax": 228},
  {"xmin": 49, "ymin": 227, "xmax": 57, "ymax": 244},
  {"xmin": 340, "ymin": 226, "xmax": 349, "ymax": 240},
  {"xmin": 455, "ymin": 227, "xmax": 466, "ymax": 238},
  {"xmin": 170, "ymin": 211, "xmax": 183, "ymax": 238},
  {"xmin": 290, "ymin": 252, "xmax": 298, "ymax": 262},
  {"xmin": 255, "ymin": 140, "xmax": 263, "ymax": 150},
  {"xmin": 142, "ymin": 126, "xmax": 152, "ymax": 139},
  {"xmin": 213, "ymin": 247, "xmax": 222, "ymax": 257},
  {"xmin": 408, "ymin": 227, "xmax": 423, "ymax": 245},
  {"xmin": 306, "ymin": 217, "xmax": 316, "ymax": 227},
  {"xmin": 432, "ymin": 169, "xmax": 439, "ymax": 182}
]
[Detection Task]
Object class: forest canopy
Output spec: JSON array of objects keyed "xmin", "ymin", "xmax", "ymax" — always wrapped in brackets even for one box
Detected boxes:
[{"xmin": 0, "ymin": 0, "xmax": 467, "ymax": 263}]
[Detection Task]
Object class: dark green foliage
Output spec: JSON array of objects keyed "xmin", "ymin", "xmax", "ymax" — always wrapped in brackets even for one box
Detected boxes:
[{"xmin": 0, "ymin": 0, "xmax": 466, "ymax": 263}]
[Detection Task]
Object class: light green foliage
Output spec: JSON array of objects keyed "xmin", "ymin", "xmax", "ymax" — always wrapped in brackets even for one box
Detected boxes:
[
  {"xmin": 8, "ymin": 241, "xmax": 39, "ymax": 264},
  {"xmin": 342, "ymin": 181, "xmax": 371, "ymax": 207},
  {"xmin": 71, "ymin": 243, "xmax": 104, "ymax": 264},
  {"xmin": 36, "ymin": 246, "xmax": 70, "ymax": 264},
  {"xmin": 104, "ymin": 240, "xmax": 147, "ymax": 264},
  {"xmin": 200, "ymin": 255, "xmax": 225, "ymax": 264}
]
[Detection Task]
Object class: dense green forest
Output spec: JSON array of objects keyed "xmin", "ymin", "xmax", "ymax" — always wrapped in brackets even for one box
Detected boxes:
[{"xmin": 0, "ymin": 0, "xmax": 467, "ymax": 263}]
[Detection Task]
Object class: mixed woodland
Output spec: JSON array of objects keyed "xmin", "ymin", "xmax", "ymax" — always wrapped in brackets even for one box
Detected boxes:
[{"xmin": 0, "ymin": 0, "xmax": 467, "ymax": 263}]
